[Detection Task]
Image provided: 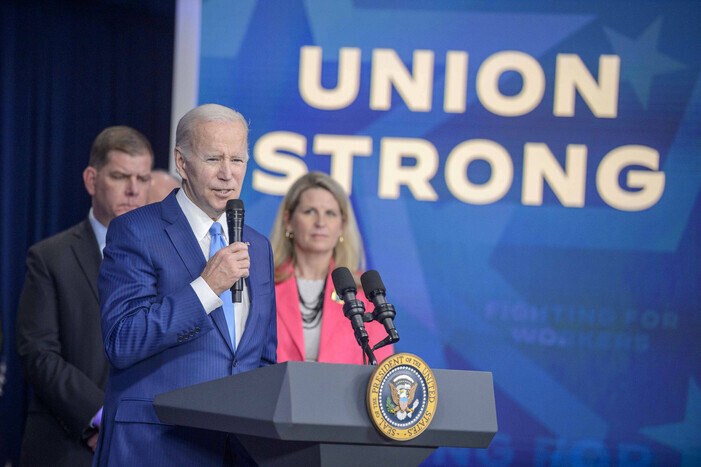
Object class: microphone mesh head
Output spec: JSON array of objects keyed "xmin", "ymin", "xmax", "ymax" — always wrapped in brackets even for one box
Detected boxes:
[
  {"xmin": 226, "ymin": 199, "xmax": 244, "ymax": 213},
  {"xmin": 331, "ymin": 267, "xmax": 356, "ymax": 295},
  {"xmin": 360, "ymin": 270, "xmax": 385, "ymax": 297}
]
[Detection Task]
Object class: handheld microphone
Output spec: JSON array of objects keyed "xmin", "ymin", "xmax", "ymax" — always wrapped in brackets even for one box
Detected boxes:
[
  {"xmin": 226, "ymin": 199, "xmax": 245, "ymax": 303},
  {"xmin": 361, "ymin": 270, "xmax": 400, "ymax": 349},
  {"xmin": 332, "ymin": 267, "xmax": 376, "ymax": 364}
]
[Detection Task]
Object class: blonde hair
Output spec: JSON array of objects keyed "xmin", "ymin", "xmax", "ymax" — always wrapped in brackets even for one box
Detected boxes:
[{"xmin": 270, "ymin": 171, "xmax": 366, "ymax": 285}]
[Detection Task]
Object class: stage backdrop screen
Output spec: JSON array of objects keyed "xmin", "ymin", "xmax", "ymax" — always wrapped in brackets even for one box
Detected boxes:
[{"xmin": 188, "ymin": 1, "xmax": 701, "ymax": 464}]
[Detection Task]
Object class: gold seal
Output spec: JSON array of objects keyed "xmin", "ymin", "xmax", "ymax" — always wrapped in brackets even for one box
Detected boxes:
[{"xmin": 366, "ymin": 353, "xmax": 438, "ymax": 441}]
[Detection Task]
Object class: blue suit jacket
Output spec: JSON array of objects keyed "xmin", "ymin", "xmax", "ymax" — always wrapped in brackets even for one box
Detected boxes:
[{"xmin": 93, "ymin": 191, "xmax": 276, "ymax": 466}]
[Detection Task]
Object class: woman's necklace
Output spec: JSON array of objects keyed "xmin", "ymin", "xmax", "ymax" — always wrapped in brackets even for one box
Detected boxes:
[{"xmin": 296, "ymin": 277, "xmax": 326, "ymax": 329}]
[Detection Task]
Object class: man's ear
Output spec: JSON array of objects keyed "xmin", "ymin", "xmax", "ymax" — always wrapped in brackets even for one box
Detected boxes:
[
  {"xmin": 83, "ymin": 166, "xmax": 97, "ymax": 196},
  {"xmin": 174, "ymin": 148, "xmax": 187, "ymax": 181}
]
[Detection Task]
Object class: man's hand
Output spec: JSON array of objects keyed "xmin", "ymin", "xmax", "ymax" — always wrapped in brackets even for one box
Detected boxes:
[{"xmin": 201, "ymin": 242, "xmax": 250, "ymax": 295}]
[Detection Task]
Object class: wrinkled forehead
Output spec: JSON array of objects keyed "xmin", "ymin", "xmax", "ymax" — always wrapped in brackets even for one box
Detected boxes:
[
  {"xmin": 103, "ymin": 149, "xmax": 153, "ymax": 172},
  {"xmin": 191, "ymin": 120, "xmax": 248, "ymax": 153}
]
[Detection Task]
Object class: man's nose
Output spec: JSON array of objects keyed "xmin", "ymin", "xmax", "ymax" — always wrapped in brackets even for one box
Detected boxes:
[
  {"xmin": 126, "ymin": 177, "xmax": 140, "ymax": 195},
  {"xmin": 218, "ymin": 160, "xmax": 234, "ymax": 179}
]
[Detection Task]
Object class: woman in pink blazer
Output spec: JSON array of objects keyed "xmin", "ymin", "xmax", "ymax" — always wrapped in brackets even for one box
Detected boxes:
[{"xmin": 270, "ymin": 172, "xmax": 394, "ymax": 364}]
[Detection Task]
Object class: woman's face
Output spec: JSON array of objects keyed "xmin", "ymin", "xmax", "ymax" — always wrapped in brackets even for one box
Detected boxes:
[{"xmin": 285, "ymin": 187, "xmax": 345, "ymax": 257}]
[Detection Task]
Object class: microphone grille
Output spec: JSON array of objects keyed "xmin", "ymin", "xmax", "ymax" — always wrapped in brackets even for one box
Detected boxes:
[
  {"xmin": 226, "ymin": 199, "xmax": 244, "ymax": 212},
  {"xmin": 360, "ymin": 270, "xmax": 385, "ymax": 297},
  {"xmin": 331, "ymin": 267, "xmax": 356, "ymax": 296}
]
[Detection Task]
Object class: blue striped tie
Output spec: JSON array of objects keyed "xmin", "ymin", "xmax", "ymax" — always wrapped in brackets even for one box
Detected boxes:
[{"xmin": 209, "ymin": 222, "xmax": 236, "ymax": 351}]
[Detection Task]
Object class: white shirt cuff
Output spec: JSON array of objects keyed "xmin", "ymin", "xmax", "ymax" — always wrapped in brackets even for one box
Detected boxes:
[{"xmin": 191, "ymin": 277, "xmax": 223, "ymax": 314}]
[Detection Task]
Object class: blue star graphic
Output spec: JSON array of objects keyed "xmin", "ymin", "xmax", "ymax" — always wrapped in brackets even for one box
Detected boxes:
[
  {"xmin": 640, "ymin": 377, "xmax": 701, "ymax": 466},
  {"xmin": 604, "ymin": 18, "xmax": 685, "ymax": 109}
]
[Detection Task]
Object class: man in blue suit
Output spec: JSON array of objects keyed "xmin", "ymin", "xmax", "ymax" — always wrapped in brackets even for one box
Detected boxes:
[{"xmin": 93, "ymin": 104, "xmax": 277, "ymax": 465}]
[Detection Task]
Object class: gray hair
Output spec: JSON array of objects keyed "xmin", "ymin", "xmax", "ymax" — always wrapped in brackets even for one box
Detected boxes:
[{"xmin": 175, "ymin": 103, "xmax": 249, "ymax": 159}]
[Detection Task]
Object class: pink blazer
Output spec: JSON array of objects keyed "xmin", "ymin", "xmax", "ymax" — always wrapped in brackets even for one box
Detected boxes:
[{"xmin": 275, "ymin": 263, "xmax": 394, "ymax": 364}]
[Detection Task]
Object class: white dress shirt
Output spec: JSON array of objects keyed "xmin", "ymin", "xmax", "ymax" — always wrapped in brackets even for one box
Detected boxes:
[
  {"xmin": 88, "ymin": 208, "xmax": 107, "ymax": 256},
  {"xmin": 176, "ymin": 189, "xmax": 250, "ymax": 348}
]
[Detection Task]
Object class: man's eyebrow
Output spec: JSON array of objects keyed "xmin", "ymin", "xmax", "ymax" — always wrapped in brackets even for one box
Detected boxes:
[{"xmin": 109, "ymin": 169, "xmax": 150, "ymax": 177}]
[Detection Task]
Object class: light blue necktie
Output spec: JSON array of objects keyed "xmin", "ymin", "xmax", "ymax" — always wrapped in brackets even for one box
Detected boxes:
[{"xmin": 209, "ymin": 222, "xmax": 236, "ymax": 351}]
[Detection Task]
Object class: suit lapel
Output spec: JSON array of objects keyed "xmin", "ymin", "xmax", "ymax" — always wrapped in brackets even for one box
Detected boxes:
[
  {"xmin": 210, "ymin": 307, "xmax": 235, "ymax": 354},
  {"xmin": 164, "ymin": 221, "xmax": 206, "ymax": 283},
  {"xmin": 275, "ymin": 262, "xmax": 304, "ymax": 361},
  {"xmin": 161, "ymin": 192, "xmax": 234, "ymax": 355},
  {"xmin": 70, "ymin": 219, "xmax": 101, "ymax": 303},
  {"xmin": 277, "ymin": 269, "xmax": 305, "ymax": 359},
  {"xmin": 235, "ymin": 228, "xmax": 260, "ymax": 355}
]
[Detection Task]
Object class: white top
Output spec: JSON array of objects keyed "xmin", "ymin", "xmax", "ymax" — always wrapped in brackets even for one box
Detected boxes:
[
  {"xmin": 176, "ymin": 189, "xmax": 250, "ymax": 349},
  {"xmin": 297, "ymin": 278, "xmax": 325, "ymax": 362}
]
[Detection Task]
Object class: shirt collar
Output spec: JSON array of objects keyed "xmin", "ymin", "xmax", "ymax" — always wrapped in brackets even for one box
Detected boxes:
[
  {"xmin": 88, "ymin": 208, "xmax": 108, "ymax": 256},
  {"xmin": 175, "ymin": 188, "xmax": 228, "ymax": 242}
]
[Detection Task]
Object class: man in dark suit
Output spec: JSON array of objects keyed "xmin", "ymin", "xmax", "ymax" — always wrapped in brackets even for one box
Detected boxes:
[
  {"xmin": 93, "ymin": 104, "xmax": 277, "ymax": 465},
  {"xmin": 16, "ymin": 126, "xmax": 154, "ymax": 466}
]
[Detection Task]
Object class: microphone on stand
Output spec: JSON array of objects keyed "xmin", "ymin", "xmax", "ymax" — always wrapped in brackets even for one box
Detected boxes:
[
  {"xmin": 361, "ymin": 270, "xmax": 400, "ymax": 350},
  {"xmin": 226, "ymin": 199, "xmax": 245, "ymax": 303},
  {"xmin": 331, "ymin": 267, "xmax": 377, "ymax": 365}
]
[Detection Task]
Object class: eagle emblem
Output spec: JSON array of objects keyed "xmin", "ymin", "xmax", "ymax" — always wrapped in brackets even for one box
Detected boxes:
[
  {"xmin": 367, "ymin": 353, "xmax": 438, "ymax": 440},
  {"xmin": 386, "ymin": 375, "xmax": 420, "ymax": 420}
]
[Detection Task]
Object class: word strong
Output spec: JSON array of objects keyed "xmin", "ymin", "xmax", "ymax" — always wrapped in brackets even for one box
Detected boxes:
[{"xmin": 253, "ymin": 134, "xmax": 665, "ymax": 211}]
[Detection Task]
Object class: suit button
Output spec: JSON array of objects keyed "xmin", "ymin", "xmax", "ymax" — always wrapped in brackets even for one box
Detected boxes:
[
  {"xmin": 195, "ymin": 327, "xmax": 200, "ymax": 333},
  {"xmin": 178, "ymin": 336, "xmax": 183, "ymax": 343}
]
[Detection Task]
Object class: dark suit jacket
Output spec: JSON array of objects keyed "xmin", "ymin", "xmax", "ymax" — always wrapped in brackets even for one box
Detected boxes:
[
  {"xmin": 16, "ymin": 218, "xmax": 108, "ymax": 466},
  {"xmin": 93, "ymin": 191, "xmax": 277, "ymax": 466}
]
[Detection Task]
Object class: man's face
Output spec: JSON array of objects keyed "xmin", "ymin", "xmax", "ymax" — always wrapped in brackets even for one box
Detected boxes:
[
  {"xmin": 175, "ymin": 120, "xmax": 248, "ymax": 220},
  {"xmin": 83, "ymin": 150, "xmax": 152, "ymax": 226}
]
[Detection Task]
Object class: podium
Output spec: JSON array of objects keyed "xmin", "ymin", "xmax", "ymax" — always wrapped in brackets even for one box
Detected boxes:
[{"xmin": 153, "ymin": 361, "xmax": 497, "ymax": 466}]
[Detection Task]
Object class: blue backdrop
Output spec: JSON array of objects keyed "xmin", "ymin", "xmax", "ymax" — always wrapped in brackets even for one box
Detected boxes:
[{"xmin": 196, "ymin": 1, "xmax": 700, "ymax": 465}]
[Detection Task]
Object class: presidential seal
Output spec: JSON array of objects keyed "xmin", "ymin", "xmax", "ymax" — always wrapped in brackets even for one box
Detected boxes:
[{"xmin": 366, "ymin": 353, "xmax": 438, "ymax": 441}]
